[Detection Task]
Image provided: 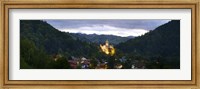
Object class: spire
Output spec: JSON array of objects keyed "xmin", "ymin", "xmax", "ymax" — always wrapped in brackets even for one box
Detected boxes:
[{"xmin": 105, "ymin": 40, "xmax": 109, "ymax": 46}]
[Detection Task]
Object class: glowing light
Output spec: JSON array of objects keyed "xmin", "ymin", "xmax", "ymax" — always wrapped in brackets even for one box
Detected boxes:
[{"xmin": 100, "ymin": 40, "xmax": 115, "ymax": 56}]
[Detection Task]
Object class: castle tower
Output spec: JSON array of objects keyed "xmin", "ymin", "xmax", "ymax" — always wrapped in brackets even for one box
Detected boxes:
[{"xmin": 105, "ymin": 40, "xmax": 109, "ymax": 47}]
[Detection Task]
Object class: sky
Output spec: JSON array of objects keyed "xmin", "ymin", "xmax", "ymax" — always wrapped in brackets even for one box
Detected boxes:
[{"xmin": 45, "ymin": 20, "xmax": 171, "ymax": 37}]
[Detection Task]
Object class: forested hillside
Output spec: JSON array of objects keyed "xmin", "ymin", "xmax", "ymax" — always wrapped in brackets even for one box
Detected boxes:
[
  {"xmin": 20, "ymin": 20, "xmax": 100, "ymax": 69},
  {"xmin": 71, "ymin": 33, "xmax": 133, "ymax": 45},
  {"xmin": 116, "ymin": 20, "xmax": 180, "ymax": 68},
  {"xmin": 20, "ymin": 20, "xmax": 180, "ymax": 69}
]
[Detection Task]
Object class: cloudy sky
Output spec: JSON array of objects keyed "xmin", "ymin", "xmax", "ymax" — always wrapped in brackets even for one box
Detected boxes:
[{"xmin": 45, "ymin": 20, "xmax": 171, "ymax": 37}]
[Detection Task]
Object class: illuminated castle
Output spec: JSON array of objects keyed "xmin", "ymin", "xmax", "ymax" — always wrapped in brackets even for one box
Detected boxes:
[{"xmin": 100, "ymin": 40, "xmax": 115, "ymax": 56}]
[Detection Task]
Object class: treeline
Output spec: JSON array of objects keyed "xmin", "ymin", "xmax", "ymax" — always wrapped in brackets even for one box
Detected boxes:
[
  {"xmin": 20, "ymin": 20, "xmax": 102, "ymax": 69},
  {"xmin": 20, "ymin": 20, "xmax": 180, "ymax": 69},
  {"xmin": 71, "ymin": 33, "xmax": 133, "ymax": 45},
  {"xmin": 116, "ymin": 20, "xmax": 180, "ymax": 69}
]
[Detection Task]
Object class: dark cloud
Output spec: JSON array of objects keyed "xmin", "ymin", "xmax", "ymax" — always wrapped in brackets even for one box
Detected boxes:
[{"xmin": 45, "ymin": 20, "xmax": 171, "ymax": 30}]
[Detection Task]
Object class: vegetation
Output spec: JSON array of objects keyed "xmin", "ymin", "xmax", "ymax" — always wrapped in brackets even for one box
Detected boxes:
[
  {"xmin": 116, "ymin": 20, "xmax": 180, "ymax": 68},
  {"xmin": 20, "ymin": 20, "xmax": 180, "ymax": 69},
  {"xmin": 71, "ymin": 33, "xmax": 133, "ymax": 45},
  {"xmin": 20, "ymin": 20, "xmax": 102, "ymax": 69}
]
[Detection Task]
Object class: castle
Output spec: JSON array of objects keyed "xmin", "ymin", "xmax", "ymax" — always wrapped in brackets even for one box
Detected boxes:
[{"xmin": 100, "ymin": 40, "xmax": 115, "ymax": 56}]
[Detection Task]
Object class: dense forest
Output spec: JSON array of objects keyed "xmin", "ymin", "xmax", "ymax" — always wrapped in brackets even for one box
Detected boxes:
[
  {"xmin": 71, "ymin": 33, "xmax": 133, "ymax": 45},
  {"xmin": 20, "ymin": 20, "xmax": 180, "ymax": 69},
  {"xmin": 116, "ymin": 20, "xmax": 180, "ymax": 68}
]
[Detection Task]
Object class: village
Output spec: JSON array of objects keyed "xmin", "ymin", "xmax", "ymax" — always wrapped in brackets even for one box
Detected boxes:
[
  {"xmin": 67, "ymin": 56, "xmax": 146, "ymax": 69},
  {"xmin": 53, "ymin": 40, "xmax": 146, "ymax": 69}
]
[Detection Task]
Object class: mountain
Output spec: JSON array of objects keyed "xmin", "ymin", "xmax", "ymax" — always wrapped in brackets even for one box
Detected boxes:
[
  {"xmin": 70, "ymin": 33, "xmax": 134, "ymax": 45},
  {"xmin": 117, "ymin": 20, "xmax": 180, "ymax": 57},
  {"xmin": 20, "ymin": 20, "xmax": 180, "ymax": 69},
  {"xmin": 116, "ymin": 20, "xmax": 180, "ymax": 68},
  {"xmin": 20, "ymin": 20, "xmax": 100, "ymax": 69},
  {"xmin": 20, "ymin": 20, "xmax": 99, "ymax": 55}
]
